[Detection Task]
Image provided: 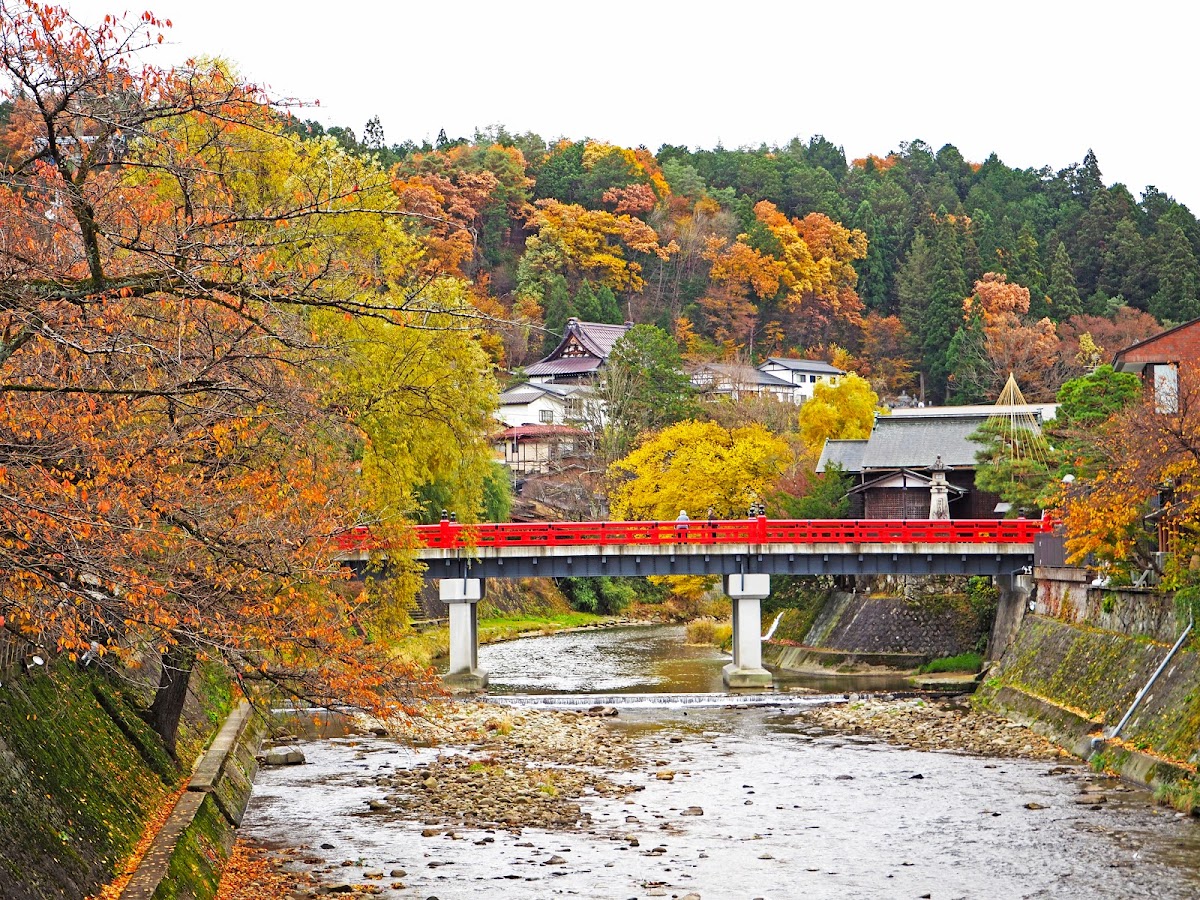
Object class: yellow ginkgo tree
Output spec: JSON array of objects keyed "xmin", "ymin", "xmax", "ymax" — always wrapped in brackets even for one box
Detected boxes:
[{"xmin": 608, "ymin": 420, "xmax": 792, "ymax": 521}]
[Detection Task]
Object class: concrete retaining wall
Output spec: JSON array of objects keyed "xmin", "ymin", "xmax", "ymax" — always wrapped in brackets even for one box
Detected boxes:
[
  {"xmin": 1034, "ymin": 566, "xmax": 1181, "ymax": 643},
  {"xmin": 120, "ymin": 701, "xmax": 264, "ymax": 900},
  {"xmin": 979, "ymin": 616, "xmax": 1200, "ymax": 779}
]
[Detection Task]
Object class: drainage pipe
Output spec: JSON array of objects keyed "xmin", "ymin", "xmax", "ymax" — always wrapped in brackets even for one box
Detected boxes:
[{"xmin": 1108, "ymin": 607, "xmax": 1194, "ymax": 739}]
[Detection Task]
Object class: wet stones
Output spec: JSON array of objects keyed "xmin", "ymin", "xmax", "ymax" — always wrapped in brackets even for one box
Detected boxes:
[
  {"xmin": 795, "ymin": 696, "xmax": 1066, "ymax": 759},
  {"xmin": 357, "ymin": 707, "xmax": 640, "ymax": 832},
  {"xmin": 261, "ymin": 748, "xmax": 306, "ymax": 766}
]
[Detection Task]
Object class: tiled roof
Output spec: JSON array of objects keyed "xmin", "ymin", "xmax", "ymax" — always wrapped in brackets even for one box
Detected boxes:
[
  {"xmin": 523, "ymin": 357, "xmax": 603, "ymax": 377},
  {"xmin": 568, "ymin": 320, "xmax": 632, "ymax": 358},
  {"xmin": 536, "ymin": 319, "xmax": 632, "ymax": 365},
  {"xmin": 888, "ymin": 403, "xmax": 1055, "ymax": 421},
  {"xmin": 492, "ymin": 424, "xmax": 590, "ymax": 441},
  {"xmin": 692, "ymin": 363, "xmax": 795, "ymax": 389},
  {"xmin": 816, "ymin": 440, "xmax": 868, "ymax": 473},
  {"xmin": 860, "ymin": 414, "xmax": 993, "ymax": 470},
  {"xmin": 760, "ymin": 357, "xmax": 844, "ymax": 375},
  {"xmin": 498, "ymin": 381, "xmax": 589, "ymax": 405}
]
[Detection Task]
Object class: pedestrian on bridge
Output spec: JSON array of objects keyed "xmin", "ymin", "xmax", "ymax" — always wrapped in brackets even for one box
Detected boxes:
[{"xmin": 675, "ymin": 509, "xmax": 690, "ymax": 541}]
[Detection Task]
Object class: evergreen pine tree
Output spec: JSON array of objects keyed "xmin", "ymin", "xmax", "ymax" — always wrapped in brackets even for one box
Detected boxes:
[
  {"xmin": 1149, "ymin": 222, "xmax": 1200, "ymax": 323},
  {"xmin": 595, "ymin": 284, "xmax": 622, "ymax": 323},
  {"xmin": 920, "ymin": 210, "xmax": 969, "ymax": 400},
  {"xmin": 851, "ymin": 200, "xmax": 891, "ymax": 312},
  {"xmin": 1046, "ymin": 242, "xmax": 1083, "ymax": 321},
  {"xmin": 541, "ymin": 275, "xmax": 576, "ymax": 354},
  {"xmin": 574, "ymin": 280, "xmax": 602, "ymax": 321},
  {"xmin": 897, "ymin": 232, "xmax": 933, "ymax": 336}
]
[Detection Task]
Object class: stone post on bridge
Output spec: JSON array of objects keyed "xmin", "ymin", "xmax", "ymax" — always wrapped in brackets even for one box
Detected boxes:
[
  {"xmin": 723, "ymin": 573, "xmax": 774, "ymax": 689},
  {"xmin": 440, "ymin": 577, "xmax": 488, "ymax": 692}
]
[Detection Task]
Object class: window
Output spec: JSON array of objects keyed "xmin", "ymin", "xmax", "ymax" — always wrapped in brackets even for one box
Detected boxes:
[
  {"xmin": 539, "ymin": 409, "xmax": 555, "ymax": 424},
  {"xmin": 1154, "ymin": 364, "xmax": 1179, "ymax": 414},
  {"xmin": 565, "ymin": 398, "xmax": 583, "ymax": 419},
  {"xmin": 810, "ymin": 374, "xmax": 818, "ymax": 383}
]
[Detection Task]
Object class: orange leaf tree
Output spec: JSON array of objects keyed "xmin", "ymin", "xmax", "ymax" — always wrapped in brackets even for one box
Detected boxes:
[
  {"xmin": 1061, "ymin": 365, "xmax": 1200, "ymax": 580},
  {"xmin": 0, "ymin": 4, "xmax": 484, "ymax": 753}
]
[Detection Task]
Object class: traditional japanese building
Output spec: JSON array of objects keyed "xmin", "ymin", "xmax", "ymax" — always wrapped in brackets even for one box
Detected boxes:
[{"xmin": 523, "ymin": 318, "xmax": 633, "ymax": 384}]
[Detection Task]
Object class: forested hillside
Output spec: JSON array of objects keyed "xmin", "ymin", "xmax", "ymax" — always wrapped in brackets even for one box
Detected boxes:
[{"xmin": 296, "ymin": 121, "xmax": 1194, "ymax": 403}]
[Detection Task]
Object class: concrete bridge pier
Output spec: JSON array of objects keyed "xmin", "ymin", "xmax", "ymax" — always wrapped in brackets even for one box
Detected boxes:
[
  {"xmin": 988, "ymin": 571, "xmax": 1034, "ymax": 661},
  {"xmin": 440, "ymin": 578, "xmax": 488, "ymax": 692},
  {"xmin": 723, "ymin": 573, "xmax": 774, "ymax": 689}
]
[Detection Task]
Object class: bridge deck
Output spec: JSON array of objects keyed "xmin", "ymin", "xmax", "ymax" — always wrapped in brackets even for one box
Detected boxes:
[{"xmin": 338, "ymin": 518, "xmax": 1048, "ymax": 580}]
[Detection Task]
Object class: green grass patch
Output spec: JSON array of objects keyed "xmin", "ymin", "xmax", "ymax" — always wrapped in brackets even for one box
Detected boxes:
[{"xmin": 918, "ymin": 651, "xmax": 983, "ymax": 674}]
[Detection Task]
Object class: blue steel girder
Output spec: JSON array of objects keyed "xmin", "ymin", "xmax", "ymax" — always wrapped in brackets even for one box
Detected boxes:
[{"xmin": 415, "ymin": 543, "xmax": 1034, "ymax": 581}]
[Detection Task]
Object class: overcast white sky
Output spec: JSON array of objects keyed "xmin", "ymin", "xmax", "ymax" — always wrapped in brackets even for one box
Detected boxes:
[{"xmin": 58, "ymin": 1, "xmax": 1200, "ymax": 211}]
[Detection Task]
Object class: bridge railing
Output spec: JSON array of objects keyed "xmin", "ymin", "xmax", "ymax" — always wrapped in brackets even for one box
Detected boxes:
[{"xmin": 376, "ymin": 517, "xmax": 1054, "ymax": 551}]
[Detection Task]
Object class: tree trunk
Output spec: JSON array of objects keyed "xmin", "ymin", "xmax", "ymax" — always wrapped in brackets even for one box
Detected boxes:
[{"xmin": 147, "ymin": 642, "xmax": 195, "ymax": 759}]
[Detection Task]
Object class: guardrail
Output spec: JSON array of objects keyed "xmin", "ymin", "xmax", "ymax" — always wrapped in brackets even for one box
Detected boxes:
[{"xmin": 337, "ymin": 517, "xmax": 1055, "ymax": 553}]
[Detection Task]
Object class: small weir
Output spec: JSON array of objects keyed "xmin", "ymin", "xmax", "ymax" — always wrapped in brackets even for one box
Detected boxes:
[{"xmin": 484, "ymin": 690, "xmax": 831, "ymax": 710}]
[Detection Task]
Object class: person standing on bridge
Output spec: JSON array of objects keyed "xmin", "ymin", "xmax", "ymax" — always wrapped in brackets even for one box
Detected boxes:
[{"xmin": 675, "ymin": 509, "xmax": 690, "ymax": 541}]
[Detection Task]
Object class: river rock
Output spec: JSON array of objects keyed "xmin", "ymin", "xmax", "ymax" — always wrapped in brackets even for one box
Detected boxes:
[
  {"xmin": 262, "ymin": 748, "xmax": 306, "ymax": 766},
  {"xmin": 681, "ymin": 806, "xmax": 704, "ymax": 816},
  {"xmin": 389, "ymin": 869, "xmax": 407, "ymax": 878}
]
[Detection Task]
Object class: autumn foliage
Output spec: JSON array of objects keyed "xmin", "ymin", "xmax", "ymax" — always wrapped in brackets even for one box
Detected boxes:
[{"xmin": 0, "ymin": 3, "xmax": 495, "ymax": 752}]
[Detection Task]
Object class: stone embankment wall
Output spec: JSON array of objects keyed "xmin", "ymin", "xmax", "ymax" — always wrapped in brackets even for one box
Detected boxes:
[
  {"xmin": 980, "ymin": 566, "xmax": 1198, "ymax": 793},
  {"xmin": 1034, "ymin": 565, "xmax": 1181, "ymax": 642},
  {"xmin": 0, "ymin": 662, "xmax": 181, "ymax": 899},
  {"xmin": 120, "ymin": 701, "xmax": 264, "ymax": 900},
  {"xmin": 766, "ymin": 587, "xmax": 982, "ymax": 672}
]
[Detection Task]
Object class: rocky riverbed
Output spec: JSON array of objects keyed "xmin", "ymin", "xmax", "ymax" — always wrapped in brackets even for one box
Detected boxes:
[
  {"xmin": 794, "ymin": 693, "xmax": 1069, "ymax": 759},
  {"xmin": 218, "ymin": 696, "xmax": 1099, "ymax": 897}
]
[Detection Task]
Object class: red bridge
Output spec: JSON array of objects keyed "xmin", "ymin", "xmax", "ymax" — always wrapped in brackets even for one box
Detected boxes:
[
  {"xmin": 337, "ymin": 517, "xmax": 1049, "ymax": 692},
  {"xmin": 338, "ymin": 516, "xmax": 1050, "ymax": 580}
]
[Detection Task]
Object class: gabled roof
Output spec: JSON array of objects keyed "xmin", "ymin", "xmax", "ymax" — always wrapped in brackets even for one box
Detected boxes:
[
  {"xmin": 759, "ymin": 357, "xmax": 844, "ymax": 376},
  {"xmin": 816, "ymin": 439, "xmax": 868, "ymax": 473},
  {"xmin": 523, "ymin": 357, "xmax": 604, "ymax": 377},
  {"xmin": 860, "ymin": 414, "xmax": 993, "ymax": 470},
  {"xmin": 499, "ymin": 382, "xmax": 589, "ymax": 404},
  {"xmin": 691, "ymin": 363, "xmax": 795, "ymax": 389},
  {"xmin": 1112, "ymin": 316, "xmax": 1200, "ymax": 372},
  {"xmin": 846, "ymin": 469, "xmax": 967, "ymax": 495},
  {"xmin": 539, "ymin": 319, "xmax": 632, "ymax": 363}
]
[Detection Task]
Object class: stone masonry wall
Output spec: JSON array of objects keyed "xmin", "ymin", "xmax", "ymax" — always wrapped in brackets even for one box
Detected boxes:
[
  {"xmin": 803, "ymin": 591, "xmax": 980, "ymax": 658},
  {"xmin": 1034, "ymin": 566, "xmax": 1181, "ymax": 643}
]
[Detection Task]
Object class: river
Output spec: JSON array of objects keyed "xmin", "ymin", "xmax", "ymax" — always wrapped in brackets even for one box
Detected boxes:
[{"xmin": 240, "ymin": 625, "xmax": 1200, "ymax": 899}]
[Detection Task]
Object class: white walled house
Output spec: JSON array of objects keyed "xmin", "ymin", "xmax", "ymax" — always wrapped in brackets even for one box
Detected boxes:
[
  {"xmin": 757, "ymin": 357, "xmax": 844, "ymax": 403},
  {"xmin": 496, "ymin": 381, "xmax": 600, "ymax": 429},
  {"xmin": 491, "ymin": 424, "xmax": 592, "ymax": 475},
  {"xmin": 689, "ymin": 363, "xmax": 797, "ymax": 402}
]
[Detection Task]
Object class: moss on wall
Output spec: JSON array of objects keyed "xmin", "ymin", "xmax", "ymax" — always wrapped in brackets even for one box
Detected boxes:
[
  {"xmin": 0, "ymin": 664, "xmax": 179, "ymax": 899},
  {"xmin": 980, "ymin": 616, "xmax": 1200, "ymax": 764},
  {"xmin": 150, "ymin": 795, "xmax": 235, "ymax": 900},
  {"xmin": 0, "ymin": 658, "xmax": 233, "ymax": 900}
]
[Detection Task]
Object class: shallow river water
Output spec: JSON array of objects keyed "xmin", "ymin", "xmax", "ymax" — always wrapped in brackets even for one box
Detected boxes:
[{"xmin": 241, "ymin": 625, "xmax": 1200, "ymax": 899}]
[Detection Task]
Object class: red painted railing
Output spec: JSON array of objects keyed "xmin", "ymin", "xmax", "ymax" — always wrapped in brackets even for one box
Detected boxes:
[{"xmin": 337, "ymin": 517, "xmax": 1053, "ymax": 553}]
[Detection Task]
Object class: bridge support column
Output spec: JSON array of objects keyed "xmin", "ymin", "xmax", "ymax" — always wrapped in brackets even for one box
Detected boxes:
[
  {"xmin": 440, "ymin": 578, "xmax": 488, "ymax": 693},
  {"xmin": 723, "ymin": 573, "xmax": 773, "ymax": 690},
  {"xmin": 988, "ymin": 571, "xmax": 1034, "ymax": 661}
]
